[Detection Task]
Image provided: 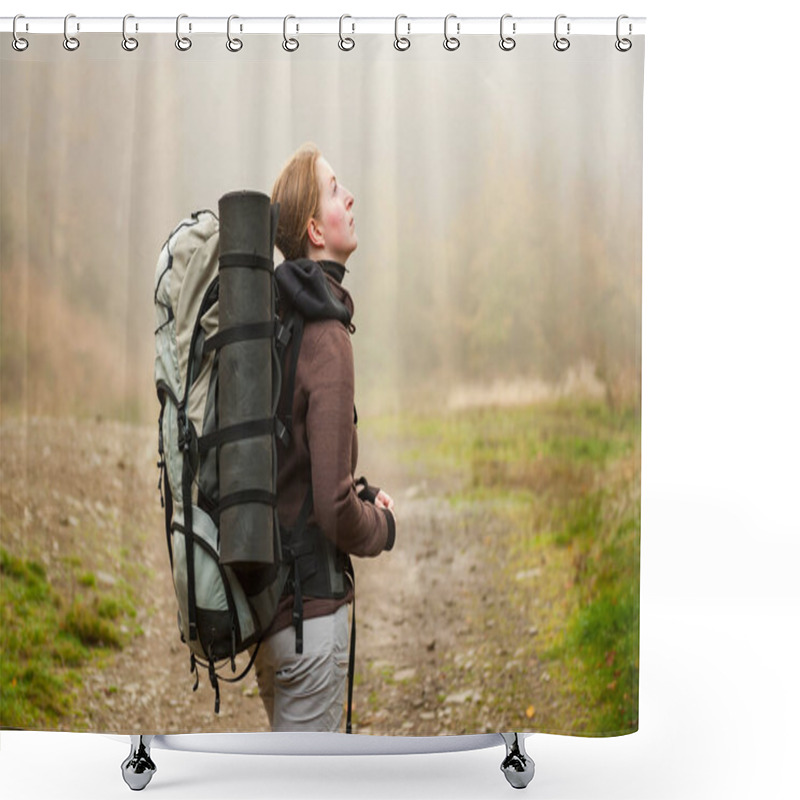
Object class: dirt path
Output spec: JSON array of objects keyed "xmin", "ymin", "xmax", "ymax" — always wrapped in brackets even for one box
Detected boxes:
[{"xmin": 2, "ymin": 418, "xmax": 558, "ymax": 735}]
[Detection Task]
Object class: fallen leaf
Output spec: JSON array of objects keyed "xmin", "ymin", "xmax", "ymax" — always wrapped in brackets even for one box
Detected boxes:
[{"xmin": 526, "ymin": 705, "xmax": 535, "ymax": 719}]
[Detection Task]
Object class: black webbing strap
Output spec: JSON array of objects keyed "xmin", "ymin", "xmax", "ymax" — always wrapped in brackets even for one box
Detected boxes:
[
  {"xmin": 277, "ymin": 313, "xmax": 305, "ymax": 445},
  {"xmin": 283, "ymin": 486, "xmax": 314, "ymax": 655},
  {"xmin": 346, "ymin": 575, "xmax": 356, "ymax": 734},
  {"xmin": 292, "ymin": 559, "xmax": 305, "ymax": 654},
  {"xmin": 218, "ymin": 252, "xmax": 274, "ymax": 271},
  {"xmin": 217, "ymin": 488, "xmax": 277, "ymax": 514},
  {"xmin": 208, "ymin": 661, "xmax": 220, "ymax": 714},
  {"xmin": 287, "ymin": 316, "xmax": 304, "ymax": 411},
  {"xmin": 190, "ymin": 654, "xmax": 200, "ymax": 691},
  {"xmin": 197, "ymin": 418, "xmax": 276, "ymax": 455},
  {"xmin": 203, "ymin": 321, "xmax": 277, "ymax": 355},
  {"xmin": 189, "ymin": 637, "xmax": 265, "ymax": 714}
]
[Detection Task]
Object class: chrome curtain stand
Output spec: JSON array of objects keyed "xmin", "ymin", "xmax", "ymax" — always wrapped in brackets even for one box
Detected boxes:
[{"xmin": 121, "ymin": 732, "xmax": 534, "ymax": 791}]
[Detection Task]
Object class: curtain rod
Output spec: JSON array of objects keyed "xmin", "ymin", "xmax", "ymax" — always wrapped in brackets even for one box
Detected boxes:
[{"xmin": 1, "ymin": 16, "xmax": 646, "ymax": 37}]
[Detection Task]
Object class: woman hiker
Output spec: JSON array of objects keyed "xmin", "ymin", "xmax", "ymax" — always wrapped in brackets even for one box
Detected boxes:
[{"xmin": 250, "ymin": 143, "xmax": 397, "ymax": 732}]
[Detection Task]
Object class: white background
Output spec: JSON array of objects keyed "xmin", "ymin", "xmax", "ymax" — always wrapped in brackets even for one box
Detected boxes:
[{"xmin": 2, "ymin": 1, "xmax": 799, "ymax": 798}]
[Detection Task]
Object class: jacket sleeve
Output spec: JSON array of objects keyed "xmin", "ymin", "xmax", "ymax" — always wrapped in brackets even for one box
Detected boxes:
[{"xmin": 304, "ymin": 323, "xmax": 394, "ymax": 557}]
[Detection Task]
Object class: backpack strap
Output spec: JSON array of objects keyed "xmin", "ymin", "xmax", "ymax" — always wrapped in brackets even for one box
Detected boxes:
[
  {"xmin": 345, "ymin": 566, "xmax": 356, "ymax": 734},
  {"xmin": 202, "ymin": 320, "xmax": 280, "ymax": 356},
  {"xmin": 157, "ymin": 400, "xmax": 174, "ymax": 570},
  {"xmin": 179, "ymin": 413, "xmax": 199, "ymax": 643},
  {"xmin": 276, "ymin": 311, "xmax": 305, "ymax": 447},
  {"xmin": 281, "ymin": 486, "xmax": 315, "ymax": 655},
  {"xmin": 197, "ymin": 418, "xmax": 279, "ymax": 455}
]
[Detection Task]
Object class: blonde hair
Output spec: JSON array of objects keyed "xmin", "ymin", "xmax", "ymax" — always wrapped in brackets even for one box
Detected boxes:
[{"xmin": 272, "ymin": 143, "xmax": 321, "ymax": 261}]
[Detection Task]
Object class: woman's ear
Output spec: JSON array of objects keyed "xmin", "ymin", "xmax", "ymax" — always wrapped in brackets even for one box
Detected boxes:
[{"xmin": 307, "ymin": 217, "xmax": 324, "ymax": 249}]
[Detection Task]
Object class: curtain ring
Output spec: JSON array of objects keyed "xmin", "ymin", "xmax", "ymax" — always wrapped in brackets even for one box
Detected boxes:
[
  {"xmin": 63, "ymin": 13, "xmax": 80, "ymax": 51},
  {"xmin": 394, "ymin": 15, "xmax": 411, "ymax": 51},
  {"xmin": 175, "ymin": 14, "xmax": 192, "ymax": 51},
  {"xmin": 615, "ymin": 15, "xmax": 632, "ymax": 52},
  {"xmin": 553, "ymin": 14, "xmax": 570, "ymax": 52},
  {"xmin": 227, "ymin": 15, "xmax": 243, "ymax": 52},
  {"xmin": 339, "ymin": 15, "xmax": 355, "ymax": 51},
  {"xmin": 499, "ymin": 14, "xmax": 516, "ymax": 51},
  {"xmin": 283, "ymin": 15, "xmax": 299, "ymax": 52},
  {"xmin": 12, "ymin": 15, "xmax": 29, "ymax": 52},
  {"xmin": 122, "ymin": 14, "xmax": 139, "ymax": 51},
  {"xmin": 443, "ymin": 14, "xmax": 460, "ymax": 51}
]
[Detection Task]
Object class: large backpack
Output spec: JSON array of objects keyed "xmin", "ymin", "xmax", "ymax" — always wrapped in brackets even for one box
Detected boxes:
[
  {"xmin": 154, "ymin": 193, "xmax": 290, "ymax": 712},
  {"xmin": 154, "ymin": 194, "xmax": 354, "ymax": 718}
]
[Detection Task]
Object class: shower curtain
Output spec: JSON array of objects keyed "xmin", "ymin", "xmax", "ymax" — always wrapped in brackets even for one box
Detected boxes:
[{"xmin": 0, "ymin": 23, "xmax": 643, "ymax": 740}]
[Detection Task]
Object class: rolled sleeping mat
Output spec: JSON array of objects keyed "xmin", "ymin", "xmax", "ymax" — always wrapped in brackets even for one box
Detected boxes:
[{"xmin": 216, "ymin": 190, "xmax": 281, "ymax": 571}]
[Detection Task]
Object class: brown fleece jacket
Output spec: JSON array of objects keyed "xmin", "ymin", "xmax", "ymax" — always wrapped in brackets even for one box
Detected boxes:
[{"xmin": 267, "ymin": 261, "xmax": 395, "ymax": 635}]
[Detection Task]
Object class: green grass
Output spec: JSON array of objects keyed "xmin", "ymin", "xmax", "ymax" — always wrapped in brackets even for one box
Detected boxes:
[
  {"xmin": 370, "ymin": 400, "xmax": 637, "ymax": 492},
  {"xmin": 547, "ymin": 495, "xmax": 641, "ymax": 734},
  {"xmin": 368, "ymin": 399, "xmax": 640, "ymax": 734},
  {"xmin": 0, "ymin": 547, "xmax": 135, "ymax": 729},
  {"xmin": 78, "ymin": 572, "xmax": 97, "ymax": 588}
]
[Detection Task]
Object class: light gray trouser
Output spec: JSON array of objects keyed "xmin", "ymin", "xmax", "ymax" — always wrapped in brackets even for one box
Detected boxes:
[{"xmin": 251, "ymin": 605, "xmax": 350, "ymax": 732}]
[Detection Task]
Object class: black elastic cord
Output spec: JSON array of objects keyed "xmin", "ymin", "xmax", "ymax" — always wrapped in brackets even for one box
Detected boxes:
[
  {"xmin": 154, "ymin": 306, "xmax": 174, "ymax": 334},
  {"xmin": 224, "ymin": 638, "xmax": 260, "ymax": 684}
]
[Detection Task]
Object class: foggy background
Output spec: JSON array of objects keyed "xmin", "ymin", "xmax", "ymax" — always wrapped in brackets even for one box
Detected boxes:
[{"xmin": 1, "ymin": 33, "xmax": 642, "ymax": 422}]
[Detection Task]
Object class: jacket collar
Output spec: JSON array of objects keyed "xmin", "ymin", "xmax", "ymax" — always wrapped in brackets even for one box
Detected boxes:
[
  {"xmin": 318, "ymin": 260, "xmax": 347, "ymax": 285},
  {"xmin": 275, "ymin": 258, "xmax": 354, "ymax": 325}
]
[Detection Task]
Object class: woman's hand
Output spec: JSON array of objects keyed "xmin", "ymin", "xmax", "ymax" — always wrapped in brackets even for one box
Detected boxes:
[{"xmin": 374, "ymin": 489, "xmax": 394, "ymax": 513}]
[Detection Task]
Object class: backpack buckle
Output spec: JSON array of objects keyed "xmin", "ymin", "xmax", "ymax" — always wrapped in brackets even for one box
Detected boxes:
[
  {"xmin": 276, "ymin": 323, "xmax": 291, "ymax": 348},
  {"xmin": 177, "ymin": 408, "xmax": 191, "ymax": 452},
  {"xmin": 276, "ymin": 418, "xmax": 291, "ymax": 447}
]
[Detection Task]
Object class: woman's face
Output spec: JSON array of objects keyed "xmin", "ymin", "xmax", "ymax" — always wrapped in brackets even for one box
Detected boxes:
[{"xmin": 309, "ymin": 156, "xmax": 357, "ymax": 264}]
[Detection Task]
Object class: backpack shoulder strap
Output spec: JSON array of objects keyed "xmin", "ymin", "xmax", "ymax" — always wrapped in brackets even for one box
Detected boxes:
[{"xmin": 276, "ymin": 310, "xmax": 305, "ymax": 447}]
